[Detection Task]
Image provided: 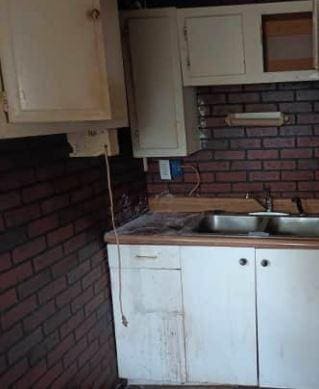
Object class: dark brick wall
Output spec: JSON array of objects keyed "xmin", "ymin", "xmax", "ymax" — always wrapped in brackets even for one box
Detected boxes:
[
  {"xmin": 147, "ymin": 81, "xmax": 319, "ymax": 198},
  {"xmin": 0, "ymin": 131, "xmax": 147, "ymax": 388}
]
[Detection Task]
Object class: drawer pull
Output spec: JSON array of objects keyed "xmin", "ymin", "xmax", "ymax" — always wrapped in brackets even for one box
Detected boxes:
[{"xmin": 135, "ymin": 255, "xmax": 158, "ymax": 260}]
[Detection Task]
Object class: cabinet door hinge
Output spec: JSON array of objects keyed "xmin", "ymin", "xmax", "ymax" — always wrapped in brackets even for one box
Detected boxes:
[
  {"xmin": 183, "ymin": 24, "xmax": 188, "ymax": 39},
  {"xmin": 1, "ymin": 91, "xmax": 9, "ymax": 113},
  {"xmin": 183, "ymin": 25, "xmax": 191, "ymax": 68}
]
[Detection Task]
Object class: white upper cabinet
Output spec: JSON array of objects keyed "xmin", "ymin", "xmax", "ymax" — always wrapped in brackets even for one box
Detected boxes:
[
  {"xmin": 179, "ymin": 1, "xmax": 319, "ymax": 85},
  {"xmin": 108, "ymin": 245, "xmax": 186, "ymax": 384},
  {"xmin": 0, "ymin": 0, "xmax": 127, "ymax": 128},
  {"xmin": 314, "ymin": 0, "xmax": 319, "ymax": 70},
  {"xmin": 122, "ymin": 8, "xmax": 200, "ymax": 157}
]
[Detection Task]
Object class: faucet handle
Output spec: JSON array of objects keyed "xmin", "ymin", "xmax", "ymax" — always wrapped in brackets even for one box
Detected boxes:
[
  {"xmin": 292, "ymin": 197, "xmax": 305, "ymax": 216},
  {"xmin": 265, "ymin": 187, "xmax": 271, "ymax": 196},
  {"xmin": 264, "ymin": 187, "xmax": 273, "ymax": 212}
]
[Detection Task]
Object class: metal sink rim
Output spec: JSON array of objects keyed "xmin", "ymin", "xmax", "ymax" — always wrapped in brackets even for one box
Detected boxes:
[{"xmin": 193, "ymin": 213, "xmax": 319, "ymax": 238}]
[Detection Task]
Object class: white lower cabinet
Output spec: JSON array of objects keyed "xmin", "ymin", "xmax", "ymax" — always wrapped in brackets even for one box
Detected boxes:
[
  {"xmin": 181, "ymin": 246, "xmax": 258, "ymax": 386},
  {"xmin": 256, "ymin": 249, "xmax": 319, "ymax": 389},
  {"xmin": 108, "ymin": 245, "xmax": 185, "ymax": 384},
  {"xmin": 108, "ymin": 243, "xmax": 319, "ymax": 388}
]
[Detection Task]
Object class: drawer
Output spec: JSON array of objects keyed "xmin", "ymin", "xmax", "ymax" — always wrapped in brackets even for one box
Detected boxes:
[{"xmin": 107, "ymin": 244, "xmax": 180, "ymax": 269}]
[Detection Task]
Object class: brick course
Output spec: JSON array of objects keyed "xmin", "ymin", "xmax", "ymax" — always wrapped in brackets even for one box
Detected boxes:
[
  {"xmin": 0, "ymin": 132, "xmax": 147, "ymax": 388},
  {"xmin": 147, "ymin": 81, "xmax": 319, "ymax": 198}
]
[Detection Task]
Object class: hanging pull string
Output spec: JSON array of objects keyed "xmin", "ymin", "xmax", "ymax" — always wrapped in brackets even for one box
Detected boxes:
[
  {"xmin": 104, "ymin": 145, "xmax": 128, "ymax": 327},
  {"xmin": 181, "ymin": 165, "xmax": 201, "ymax": 197}
]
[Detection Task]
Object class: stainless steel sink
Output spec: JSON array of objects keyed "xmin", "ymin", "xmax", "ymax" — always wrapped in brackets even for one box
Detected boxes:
[
  {"xmin": 194, "ymin": 214, "xmax": 319, "ymax": 238},
  {"xmin": 195, "ymin": 214, "xmax": 265, "ymax": 235},
  {"xmin": 267, "ymin": 217, "xmax": 319, "ymax": 237}
]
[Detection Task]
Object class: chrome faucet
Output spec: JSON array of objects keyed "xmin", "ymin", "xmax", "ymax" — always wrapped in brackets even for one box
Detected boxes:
[
  {"xmin": 245, "ymin": 188, "xmax": 273, "ymax": 212},
  {"xmin": 292, "ymin": 197, "xmax": 305, "ymax": 216}
]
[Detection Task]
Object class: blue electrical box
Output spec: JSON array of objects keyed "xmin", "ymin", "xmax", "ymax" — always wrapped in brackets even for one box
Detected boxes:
[{"xmin": 170, "ymin": 160, "xmax": 183, "ymax": 179}]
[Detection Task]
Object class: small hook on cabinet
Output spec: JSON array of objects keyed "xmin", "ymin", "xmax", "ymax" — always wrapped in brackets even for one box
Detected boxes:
[{"xmin": 88, "ymin": 8, "xmax": 100, "ymax": 21}]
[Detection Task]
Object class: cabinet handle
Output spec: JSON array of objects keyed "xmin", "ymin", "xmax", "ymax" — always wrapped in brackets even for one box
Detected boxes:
[
  {"xmin": 239, "ymin": 258, "xmax": 248, "ymax": 266},
  {"xmin": 135, "ymin": 255, "xmax": 158, "ymax": 260},
  {"xmin": 261, "ymin": 259, "xmax": 269, "ymax": 267},
  {"xmin": 88, "ymin": 8, "xmax": 100, "ymax": 20}
]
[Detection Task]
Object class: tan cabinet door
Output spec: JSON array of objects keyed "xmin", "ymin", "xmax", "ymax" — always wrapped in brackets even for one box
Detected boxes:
[
  {"xmin": 128, "ymin": 16, "xmax": 180, "ymax": 150},
  {"xmin": 185, "ymin": 14, "xmax": 246, "ymax": 78},
  {"xmin": 124, "ymin": 9, "xmax": 199, "ymax": 158},
  {"xmin": 0, "ymin": 0, "xmax": 112, "ymax": 122}
]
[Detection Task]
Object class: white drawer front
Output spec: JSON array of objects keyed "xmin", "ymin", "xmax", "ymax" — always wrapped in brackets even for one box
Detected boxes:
[{"xmin": 107, "ymin": 244, "xmax": 180, "ymax": 269}]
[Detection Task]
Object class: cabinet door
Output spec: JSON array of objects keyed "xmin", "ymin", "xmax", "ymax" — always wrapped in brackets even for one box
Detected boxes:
[
  {"xmin": 0, "ymin": 0, "xmax": 112, "ymax": 123},
  {"xmin": 185, "ymin": 15, "xmax": 245, "ymax": 77},
  {"xmin": 178, "ymin": 7, "xmax": 248, "ymax": 85},
  {"xmin": 257, "ymin": 249, "xmax": 319, "ymax": 389},
  {"xmin": 124, "ymin": 9, "xmax": 199, "ymax": 157},
  {"xmin": 110, "ymin": 267, "xmax": 185, "ymax": 384},
  {"xmin": 181, "ymin": 246, "xmax": 257, "ymax": 386}
]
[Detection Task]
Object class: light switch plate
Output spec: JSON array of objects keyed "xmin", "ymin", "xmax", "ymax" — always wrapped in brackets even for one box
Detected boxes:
[{"xmin": 159, "ymin": 160, "xmax": 171, "ymax": 180}]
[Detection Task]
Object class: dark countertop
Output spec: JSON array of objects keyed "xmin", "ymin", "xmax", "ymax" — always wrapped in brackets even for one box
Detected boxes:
[{"xmin": 104, "ymin": 212, "xmax": 319, "ymax": 249}]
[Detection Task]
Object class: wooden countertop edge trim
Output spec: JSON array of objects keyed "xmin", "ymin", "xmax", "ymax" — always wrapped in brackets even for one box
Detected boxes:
[{"xmin": 104, "ymin": 234, "xmax": 319, "ymax": 249}]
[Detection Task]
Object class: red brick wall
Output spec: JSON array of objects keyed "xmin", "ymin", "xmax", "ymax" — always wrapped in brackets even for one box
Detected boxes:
[
  {"xmin": 0, "ymin": 132, "xmax": 147, "ymax": 388},
  {"xmin": 147, "ymin": 81, "xmax": 319, "ymax": 198}
]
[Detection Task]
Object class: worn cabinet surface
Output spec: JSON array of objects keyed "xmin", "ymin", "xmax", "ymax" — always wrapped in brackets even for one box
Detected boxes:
[
  {"xmin": 108, "ymin": 245, "xmax": 185, "ymax": 384},
  {"xmin": 0, "ymin": 0, "xmax": 127, "ymax": 128},
  {"xmin": 122, "ymin": 8, "xmax": 199, "ymax": 157},
  {"xmin": 181, "ymin": 246, "xmax": 258, "ymax": 386},
  {"xmin": 256, "ymin": 249, "xmax": 319, "ymax": 389}
]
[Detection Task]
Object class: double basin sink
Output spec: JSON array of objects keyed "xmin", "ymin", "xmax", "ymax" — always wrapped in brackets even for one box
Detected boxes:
[{"xmin": 195, "ymin": 213, "xmax": 319, "ymax": 238}]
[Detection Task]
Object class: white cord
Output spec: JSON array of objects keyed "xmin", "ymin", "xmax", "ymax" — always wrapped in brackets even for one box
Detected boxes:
[
  {"xmin": 181, "ymin": 165, "xmax": 201, "ymax": 197},
  {"xmin": 104, "ymin": 145, "xmax": 128, "ymax": 327}
]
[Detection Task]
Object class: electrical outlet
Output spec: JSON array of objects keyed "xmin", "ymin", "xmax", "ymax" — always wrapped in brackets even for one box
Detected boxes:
[{"xmin": 159, "ymin": 160, "xmax": 171, "ymax": 180}]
